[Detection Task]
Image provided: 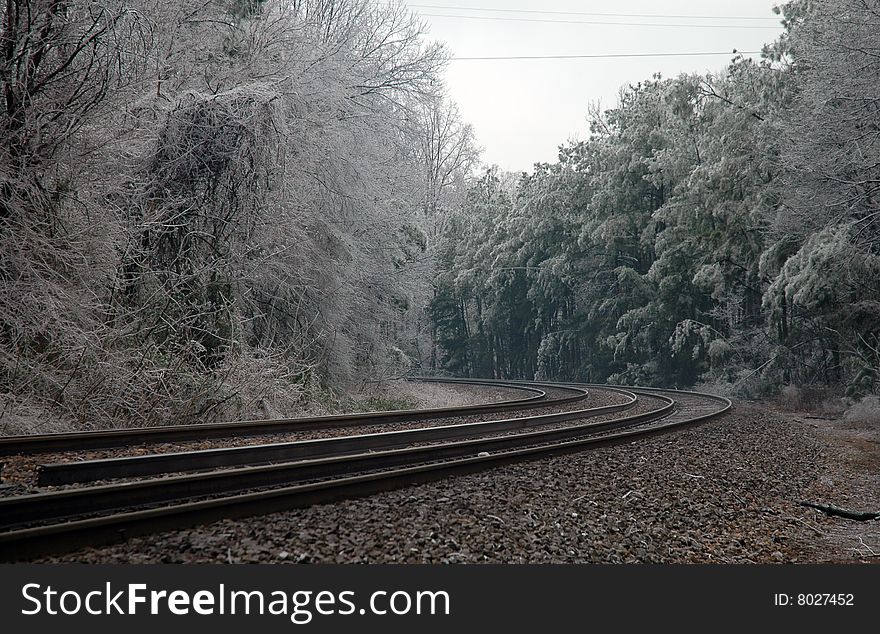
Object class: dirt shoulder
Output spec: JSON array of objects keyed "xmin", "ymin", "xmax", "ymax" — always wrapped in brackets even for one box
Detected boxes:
[{"xmin": 773, "ymin": 404, "xmax": 880, "ymax": 563}]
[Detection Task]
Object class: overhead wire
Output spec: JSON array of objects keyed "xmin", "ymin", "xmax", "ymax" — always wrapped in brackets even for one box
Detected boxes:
[
  {"xmin": 418, "ymin": 13, "xmax": 782, "ymax": 29},
  {"xmin": 451, "ymin": 51, "xmax": 762, "ymax": 61},
  {"xmin": 401, "ymin": 3, "xmax": 781, "ymax": 21}
]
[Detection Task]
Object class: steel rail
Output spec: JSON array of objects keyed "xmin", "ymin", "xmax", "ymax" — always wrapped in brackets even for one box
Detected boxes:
[
  {"xmin": 0, "ymin": 387, "xmax": 647, "ymax": 528},
  {"xmin": 0, "ymin": 382, "xmax": 731, "ymax": 560},
  {"xmin": 35, "ymin": 384, "xmax": 598, "ymax": 485},
  {"xmin": 0, "ymin": 379, "xmax": 556, "ymax": 456}
]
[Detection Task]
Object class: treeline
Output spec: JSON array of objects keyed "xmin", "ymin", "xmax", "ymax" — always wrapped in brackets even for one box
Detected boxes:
[
  {"xmin": 430, "ymin": 0, "xmax": 880, "ymax": 397},
  {"xmin": 0, "ymin": 0, "xmax": 476, "ymax": 429}
]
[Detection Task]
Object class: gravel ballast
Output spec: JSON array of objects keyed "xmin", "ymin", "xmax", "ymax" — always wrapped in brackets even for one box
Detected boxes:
[{"xmin": 33, "ymin": 402, "xmax": 867, "ymax": 564}]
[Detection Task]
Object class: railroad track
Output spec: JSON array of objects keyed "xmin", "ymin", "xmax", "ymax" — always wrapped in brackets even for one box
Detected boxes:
[
  {"xmin": 0, "ymin": 379, "xmax": 730, "ymax": 560},
  {"xmin": 0, "ymin": 378, "xmax": 560, "ymax": 455}
]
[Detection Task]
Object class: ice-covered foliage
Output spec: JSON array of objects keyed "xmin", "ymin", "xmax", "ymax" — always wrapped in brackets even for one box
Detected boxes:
[
  {"xmin": 0, "ymin": 0, "xmax": 478, "ymax": 429},
  {"xmin": 429, "ymin": 0, "xmax": 880, "ymax": 397}
]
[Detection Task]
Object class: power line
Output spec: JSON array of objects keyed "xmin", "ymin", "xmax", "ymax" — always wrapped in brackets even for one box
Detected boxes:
[
  {"xmin": 406, "ymin": 3, "xmax": 781, "ymax": 21},
  {"xmin": 450, "ymin": 51, "xmax": 762, "ymax": 61},
  {"xmin": 419, "ymin": 13, "xmax": 782, "ymax": 29}
]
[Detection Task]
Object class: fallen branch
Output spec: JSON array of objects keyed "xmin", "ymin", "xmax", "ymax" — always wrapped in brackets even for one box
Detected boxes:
[
  {"xmin": 798, "ymin": 501, "xmax": 880, "ymax": 521},
  {"xmin": 857, "ymin": 537, "xmax": 878, "ymax": 557}
]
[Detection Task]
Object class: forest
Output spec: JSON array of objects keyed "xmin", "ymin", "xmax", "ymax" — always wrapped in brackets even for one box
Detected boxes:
[
  {"xmin": 0, "ymin": 0, "xmax": 477, "ymax": 430},
  {"xmin": 1, "ymin": 0, "xmax": 877, "ymax": 433},
  {"xmin": 430, "ymin": 0, "xmax": 880, "ymax": 401}
]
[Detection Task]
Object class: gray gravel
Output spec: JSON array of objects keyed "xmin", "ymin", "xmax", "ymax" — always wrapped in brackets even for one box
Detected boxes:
[{"xmin": 35, "ymin": 403, "xmax": 827, "ymax": 563}]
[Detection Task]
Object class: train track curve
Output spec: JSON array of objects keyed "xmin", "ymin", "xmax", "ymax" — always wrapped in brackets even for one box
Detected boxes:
[
  {"xmin": 0, "ymin": 379, "xmax": 563, "ymax": 455},
  {"xmin": 0, "ymin": 379, "xmax": 730, "ymax": 560}
]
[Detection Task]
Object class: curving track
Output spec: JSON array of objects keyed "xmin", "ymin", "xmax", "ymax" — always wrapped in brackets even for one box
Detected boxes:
[
  {"xmin": 0, "ymin": 379, "xmax": 560, "ymax": 455},
  {"xmin": 0, "ymin": 379, "xmax": 730, "ymax": 560}
]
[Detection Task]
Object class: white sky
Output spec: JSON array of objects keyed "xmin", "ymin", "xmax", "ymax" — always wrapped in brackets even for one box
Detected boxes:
[{"xmin": 407, "ymin": 1, "xmax": 786, "ymax": 172}]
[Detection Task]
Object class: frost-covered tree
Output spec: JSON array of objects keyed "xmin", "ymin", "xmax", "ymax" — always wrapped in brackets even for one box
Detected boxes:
[
  {"xmin": 767, "ymin": 0, "xmax": 880, "ymax": 393},
  {"xmin": 430, "ymin": 0, "xmax": 880, "ymax": 397},
  {"xmin": 1, "ymin": 0, "xmax": 464, "ymax": 431}
]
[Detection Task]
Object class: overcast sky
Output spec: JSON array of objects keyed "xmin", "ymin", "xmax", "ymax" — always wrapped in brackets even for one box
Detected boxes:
[{"xmin": 406, "ymin": 1, "xmax": 786, "ymax": 172}]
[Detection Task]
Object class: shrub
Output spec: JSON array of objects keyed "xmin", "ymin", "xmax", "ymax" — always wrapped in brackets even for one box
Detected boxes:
[{"xmin": 844, "ymin": 395, "xmax": 880, "ymax": 426}]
